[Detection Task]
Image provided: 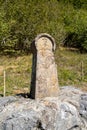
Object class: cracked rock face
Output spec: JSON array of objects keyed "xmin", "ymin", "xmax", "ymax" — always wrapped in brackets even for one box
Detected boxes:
[{"xmin": 0, "ymin": 87, "xmax": 87, "ymax": 130}]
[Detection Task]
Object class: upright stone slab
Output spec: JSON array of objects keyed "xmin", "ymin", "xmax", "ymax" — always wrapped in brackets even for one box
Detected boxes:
[{"xmin": 30, "ymin": 33, "xmax": 59, "ymax": 99}]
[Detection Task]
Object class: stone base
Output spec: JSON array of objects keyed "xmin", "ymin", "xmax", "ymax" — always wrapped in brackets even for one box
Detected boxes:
[{"xmin": 0, "ymin": 87, "xmax": 87, "ymax": 130}]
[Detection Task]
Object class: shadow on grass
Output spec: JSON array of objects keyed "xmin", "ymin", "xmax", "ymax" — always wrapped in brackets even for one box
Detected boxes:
[
  {"xmin": 0, "ymin": 50, "xmax": 31, "ymax": 57},
  {"xmin": 0, "ymin": 94, "xmax": 3, "ymax": 97},
  {"xmin": 0, "ymin": 93, "xmax": 32, "ymax": 98},
  {"xmin": 16, "ymin": 93, "xmax": 31, "ymax": 98}
]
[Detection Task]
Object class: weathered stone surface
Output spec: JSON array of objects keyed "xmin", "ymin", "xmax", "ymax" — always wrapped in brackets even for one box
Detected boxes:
[
  {"xmin": 0, "ymin": 87, "xmax": 87, "ymax": 130},
  {"xmin": 79, "ymin": 93, "xmax": 87, "ymax": 129},
  {"xmin": 30, "ymin": 33, "xmax": 59, "ymax": 99}
]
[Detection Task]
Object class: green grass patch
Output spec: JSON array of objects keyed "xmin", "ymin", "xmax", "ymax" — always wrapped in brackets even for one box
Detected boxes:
[
  {"xmin": 0, "ymin": 48, "xmax": 87, "ymax": 96},
  {"xmin": 55, "ymin": 48, "xmax": 87, "ymax": 88}
]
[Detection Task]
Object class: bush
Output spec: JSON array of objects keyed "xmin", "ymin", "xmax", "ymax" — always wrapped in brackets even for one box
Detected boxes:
[
  {"xmin": 0, "ymin": 0, "xmax": 87, "ymax": 53},
  {"xmin": 63, "ymin": 8, "xmax": 87, "ymax": 52}
]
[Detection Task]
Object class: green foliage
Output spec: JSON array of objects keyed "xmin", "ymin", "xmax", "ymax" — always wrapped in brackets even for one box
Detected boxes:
[
  {"xmin": 63, "ymin": 9, "xmax": 87, "ymax": 52},
  {"xmin": 0, "ymin": 0, "xmax": 87, "ymax": 53},
  {"xmin": 59, "ymin": 0, "xmax": 87, "ymax": 9}
]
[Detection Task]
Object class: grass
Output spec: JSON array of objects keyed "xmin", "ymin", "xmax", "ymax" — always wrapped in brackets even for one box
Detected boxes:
[
  {"xmin": 0, "ymin": 48, "xmax": 87, "ymax": 96},
  {"xmin": 55, "ymin": 47, "xmax": 87, "ymax": 90},
  {"xmin": 0, "ymin": 54, "xmax": 32, "ymax": 96}
]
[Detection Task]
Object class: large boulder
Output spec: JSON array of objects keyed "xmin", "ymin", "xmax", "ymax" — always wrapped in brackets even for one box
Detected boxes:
[{"xmin": 0, "ymin": 87, "xmax": 87, "ymax": 130}]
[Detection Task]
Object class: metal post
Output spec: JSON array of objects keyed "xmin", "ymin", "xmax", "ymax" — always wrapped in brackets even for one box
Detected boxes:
[
  {"xmin": 4, "ymin": 70, "xmax": 6, "ymax": 97},
  {"xmin": 81, "ymin": 61, "xmax": 84, "ymax": 81}
]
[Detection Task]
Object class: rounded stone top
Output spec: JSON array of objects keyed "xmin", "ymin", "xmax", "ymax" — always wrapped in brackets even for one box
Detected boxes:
[{"xmin": 34, "ymin": 33, "xmax": 56, "ymax": 51}]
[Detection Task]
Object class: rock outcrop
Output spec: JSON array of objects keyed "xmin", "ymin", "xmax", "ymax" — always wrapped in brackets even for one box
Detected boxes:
[{"xmin": 0, "ymin": 87, "xmax": 87, "ymax": 130}]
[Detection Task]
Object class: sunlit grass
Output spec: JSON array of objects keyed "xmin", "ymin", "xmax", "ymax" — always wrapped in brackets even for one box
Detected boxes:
[
  {"xmin": 55, "ymin": 48, "xmax": 87, "ymax": 89},
  {"xmin": 0, "ymin": 54, "xmax": 32, "ymax": 96},
  {"xmin": 0, "ymin": 48, "xmax": 87, "ymax": 96}
]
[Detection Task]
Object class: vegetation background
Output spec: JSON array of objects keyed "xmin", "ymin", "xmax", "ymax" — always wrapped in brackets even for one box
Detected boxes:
[{"xmin": 0, "ymin": 0, "xmax": 87, "ymax": 96}]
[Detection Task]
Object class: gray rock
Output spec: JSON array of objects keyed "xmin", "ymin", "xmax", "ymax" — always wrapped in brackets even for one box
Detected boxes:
[
  {"xmin": 0, "ymin": 87, "xmax": 87, "ymax": 130},
  {"xmin": 0, "ymin": 96, "xmax": 17, "ymax": 112},
  {"xmin": 79, "ymin": 94, "xmax": 87, "ymax": 129}
]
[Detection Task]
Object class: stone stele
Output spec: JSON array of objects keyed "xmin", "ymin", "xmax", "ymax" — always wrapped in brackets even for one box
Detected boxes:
[{"xmin": 30, "ymin": 33, "xmax": 59, "ymax": 99}]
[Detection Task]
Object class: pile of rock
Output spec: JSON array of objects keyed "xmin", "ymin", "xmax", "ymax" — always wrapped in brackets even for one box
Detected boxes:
[{"xmin": 0, "ymin": 87, "xmax": 87, "ymax": 130}]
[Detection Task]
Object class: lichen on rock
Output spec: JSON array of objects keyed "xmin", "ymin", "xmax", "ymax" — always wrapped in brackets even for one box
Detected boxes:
[{"xmin": 0, "ymin": 87, "xmax": 87, "ymax": 130}]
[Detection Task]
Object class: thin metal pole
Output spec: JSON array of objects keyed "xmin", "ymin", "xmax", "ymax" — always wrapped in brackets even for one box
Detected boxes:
[
  {"xmin": 81, "ymin": 61, "xmax": 84, "ymax": 81},
  {"xmin": 4, "ymin": 70, "xmax": 6, "ymax": 97}
]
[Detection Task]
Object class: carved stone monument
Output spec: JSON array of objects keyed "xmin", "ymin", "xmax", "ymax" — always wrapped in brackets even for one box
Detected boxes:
[{"xmin": 30, "ymin": 33, "xmax": 59, "ymax": 99}]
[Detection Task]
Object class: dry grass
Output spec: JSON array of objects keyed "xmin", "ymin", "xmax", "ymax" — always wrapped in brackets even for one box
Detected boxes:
[
  {"xmin": 0, "ymin": 54, "xmax": 32, "ymax": 96},
  {"xmin": 0, "ymin": 48, "xmax": 87, "ymax": 96},
  {"xmin": 55, "ymin": 47, "xmax": 87, "ymax": 91}
]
